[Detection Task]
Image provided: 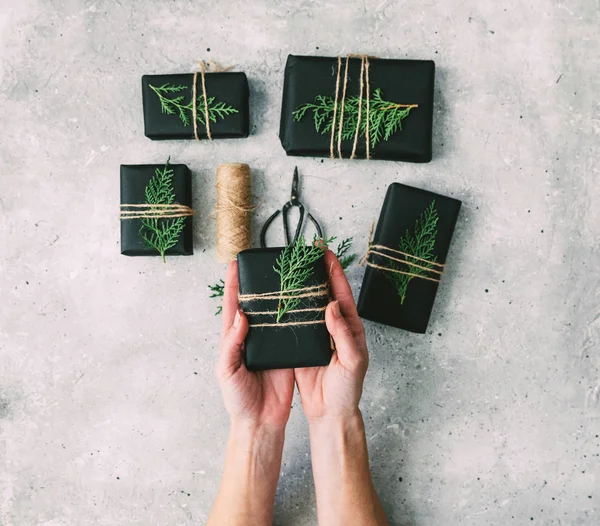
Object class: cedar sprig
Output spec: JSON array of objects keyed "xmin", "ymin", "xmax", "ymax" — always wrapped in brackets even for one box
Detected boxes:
[
  {"xmin": 139, "ymin": 158, "xmax": 186, "ymax": 263},
  {"xmin": 387, "ymin": 200, "xmax": 439, "ymax": 304},
  {"xmin": 293, "ymin": 88, "xmax": 417, "ymax": 149},
  {"xmin": 208, "ymin": 279, "xmax": 225, "ymax": 315},
  {"xmin": 149, "ymin": 83, "xmax": 238, "ymax": 128},
  {"xmin": 335, "ymin": 237, "xmax": 358, "ymax": 270},
  {"xmin": 274, "ymin": 234, "xmax": 334, "ymax": 322}
]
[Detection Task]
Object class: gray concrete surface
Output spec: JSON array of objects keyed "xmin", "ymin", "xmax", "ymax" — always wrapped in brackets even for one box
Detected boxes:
[{"xmin": 1, "ymin": 0, "xmax": 599, "ymax": 524}]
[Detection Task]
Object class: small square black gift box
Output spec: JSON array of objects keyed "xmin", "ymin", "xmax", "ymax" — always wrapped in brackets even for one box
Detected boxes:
[
  {"xmin": 279, "ymin": 55, "xmax": 435, "ymax": 162},
  {"xmin": 237, "ymin": 248, "xmax": 332, "ymax": 371},
  {"xmin": 120, "ymin": 163, "xmax": 193, "ymax": 257},
  {"xmin": 141, "ymin": 72, "xmax": 249, "ymax": 140},
  {"xmin": 357, "ymin": 183, "xmax": 461, "ymax": 333}
]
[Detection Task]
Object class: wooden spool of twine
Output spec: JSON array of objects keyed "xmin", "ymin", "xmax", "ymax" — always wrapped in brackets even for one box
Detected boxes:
[{"xmin": 216, "ymin": 163, "xmax": 254, "ymax": 263}]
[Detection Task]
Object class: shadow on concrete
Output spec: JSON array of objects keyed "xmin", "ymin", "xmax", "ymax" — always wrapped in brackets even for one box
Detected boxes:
[{"xmin": 432, "ymin": 66, "xmax": 451, "ymax": 162}]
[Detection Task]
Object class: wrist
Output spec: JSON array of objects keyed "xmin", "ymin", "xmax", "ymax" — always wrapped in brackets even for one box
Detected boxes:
[
  {"xmin": 228, "ymin": 420, "xmax": 286, "ymax": 465},
  {"xmin": 230, "ymin": 419, "xmax": 287, "ymax": 442},
  {"xmin": 307, "ymin": 408, "xmax": 363, "ymax": 431}
]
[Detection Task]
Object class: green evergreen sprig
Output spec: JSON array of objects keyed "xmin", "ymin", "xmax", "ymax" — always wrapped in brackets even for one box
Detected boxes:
[
  {"xmin": 208, "ymin": 279, "xmax": 225, "ymax": 315},
  {"xmin": 274, "ymin": 235, "xmax": 334, "ymax": 322},
  {"xmin": 335, "ymin": 237, "xmax": 358, "ymax": 270},
  {"xmin": 149, "ymin": 83, "xmax": 238, "ymax": 128},
  {"xmin": 293, "ymin": 88, "xmax": 417, "ymax": 149},
  {"xmin": 139, "ymin": 159, "xmax": 186, "ymax": 263},
  {"xmin": 387, "ymin": 200, "xmax": 439, "ymax": 304}
]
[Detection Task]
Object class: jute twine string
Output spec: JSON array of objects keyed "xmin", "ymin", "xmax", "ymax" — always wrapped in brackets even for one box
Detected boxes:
[
  {"xmin": 238, "ymin": 285, "xmax": 329, "ymax": 302},
  {"xmin": 120, "ymin": 203, "xmax": 194, "ymax": 220},
  {"xmin": 247, "ymin": 306, "xmax": 327, "ymax": 316},
  {"xmin": 329, "ymin": 55, "xmax": 372, "ymax": 160},
  {"xmin": 192, "ymin": 61, "xmax": 233, "ymax": 141},
  {"xmin": 215, "ymin": 163, "xmax": 254, "ymax": 263},
  {"xmin": 360, "ymin": 223, "xmax": 444, "ymax": 284},
  {"xmin": 239, "ymin": 284, "xmax": 328, "ymax": 328},
  {"xmin": 336, "ymin": 57, "xmax": 350, "ymax": 159},
  {"xmin": 249, "ymin": 320, "xmax": 327, "ymax": 329},
  {"xmin": 329, "ymin": 56, "xmax": 342, "ymax": 159},
  {"xmin": 350, "ymin": 54, "xmax": 366, "ymax": 160}
]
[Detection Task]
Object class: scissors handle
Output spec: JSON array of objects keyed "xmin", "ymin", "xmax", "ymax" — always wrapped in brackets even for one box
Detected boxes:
[
  {"xmin": 260, "ymin": 210, "xmax": 280, "ymax": 248},
  {"xmin": 283, "ymin": 201, "xmax": 305, "ymax": 245}
]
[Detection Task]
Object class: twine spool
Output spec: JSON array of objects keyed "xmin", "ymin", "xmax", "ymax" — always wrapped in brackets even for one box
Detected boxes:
[{"xmin": 216, "ymin": 163, "xmax": 253, "ymax": 263}]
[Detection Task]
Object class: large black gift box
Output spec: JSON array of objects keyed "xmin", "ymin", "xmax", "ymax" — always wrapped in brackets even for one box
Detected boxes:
[
  {"xmin": 279, "ymin": 55, "xmax": 435, "ymax": 162},
  {"xmin": 237, "ymin": 248, "xmax": 332, "ymax": 371},
  {"xmin": 357, "ymin": 183, "xmax": 461, "ymax": 333},
  {"xmin": 120, "ymin": 163, "xmax": 193, "ymax": 257},
  {"xmin": 141, "ymin": 73, "xmax": 249, "ymax": 140}
]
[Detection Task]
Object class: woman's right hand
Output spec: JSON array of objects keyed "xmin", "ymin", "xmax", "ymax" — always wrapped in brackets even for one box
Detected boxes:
[{"xmin": 294, "ymin": 249, "xmax": 369, "ymax": 423}]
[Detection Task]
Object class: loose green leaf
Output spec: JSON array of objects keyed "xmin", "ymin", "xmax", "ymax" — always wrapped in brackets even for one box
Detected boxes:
[
  {"xmin": 208, "ymin": 279, "xmax": 225, "ymax": 316},
  {"xmin": 335, "ymin": 237, "xmax": 358, "ymax": 270}
]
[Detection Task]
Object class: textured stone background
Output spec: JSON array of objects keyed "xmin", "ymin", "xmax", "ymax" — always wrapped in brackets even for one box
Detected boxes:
[{"xmin": 1, "ymin": 0, "xmax": 599, "ymax": 524}]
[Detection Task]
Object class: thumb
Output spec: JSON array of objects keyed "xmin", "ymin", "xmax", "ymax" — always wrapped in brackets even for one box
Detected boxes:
[
  {"xmin": 325, "ymin": 301, "xmax": 365, "ymax": 371},
  {"xmin": 217, "ymin": 309, "xmax": 249, "ymax": 379}
]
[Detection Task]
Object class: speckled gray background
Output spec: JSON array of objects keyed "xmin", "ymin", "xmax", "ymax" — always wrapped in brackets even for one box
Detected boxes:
[{"xmin": 1, "ymin": 0, "xmax": 599, "ymax": 524}]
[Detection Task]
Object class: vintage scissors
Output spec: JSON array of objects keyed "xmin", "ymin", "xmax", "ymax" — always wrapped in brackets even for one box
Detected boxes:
[{"xmin": 260, "ymin": 167, "xmax": 323, "ymax": 248}]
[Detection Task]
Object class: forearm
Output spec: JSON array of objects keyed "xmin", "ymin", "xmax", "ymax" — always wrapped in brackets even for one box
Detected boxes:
[
  {"xmin": 309, "ymin": 411, "xmax": 388, "ymax": 526},
  {"xmin": 208, "ymin": 422, "xmax": 285, "ymax": 526}
]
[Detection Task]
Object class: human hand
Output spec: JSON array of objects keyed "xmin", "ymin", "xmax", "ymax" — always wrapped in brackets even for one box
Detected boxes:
[
  {"xmin": 217, "ymin": 261, "xmax": 295, "ymax": 430},
  {"xmin": 294, "ymin": 250, "xmax": 369, "ymax": 423}
]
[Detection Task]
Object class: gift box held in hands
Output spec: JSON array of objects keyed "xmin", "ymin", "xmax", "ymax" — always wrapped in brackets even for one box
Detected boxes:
[{"xmin": 237, "ymin": 244, "xmax": 332, "ymax": 371}]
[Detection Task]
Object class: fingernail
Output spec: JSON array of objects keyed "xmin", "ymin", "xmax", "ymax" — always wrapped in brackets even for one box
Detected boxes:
[
  {"xmin": 233, "ymin": 310, "xmax": 241, "ymax": 328},
  {"xmin": 331, "ymin": 300, "xmax": 341, "ymax": 319}
]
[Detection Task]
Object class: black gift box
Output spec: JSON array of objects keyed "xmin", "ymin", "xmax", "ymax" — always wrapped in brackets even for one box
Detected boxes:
[
  {"xmin": 279, "ymin": 55, "xmax": 435, "ymax": 162},
  {"xmin": 120, "ymin": 163, "xmax": 193, "ymax": 257},
  {"xmin": 141, "ymin": 73, "xmax": 249, "ymax": 140},
  {"xmin": 357, "ymin": 183, "xmax": 461, "ymax": 333},
  {"xmin": 237, "ymin": 248, "xmax": 332, "ymax": 371}
]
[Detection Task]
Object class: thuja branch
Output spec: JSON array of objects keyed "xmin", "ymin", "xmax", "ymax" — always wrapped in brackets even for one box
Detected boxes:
[
  {"xmin": 139, "ymin": 158, "xmax": 186, "ymax": 262},
  {"xmin": 293, "ymin": 88, "xmax": 417, "ymax": 149},
  {"xmin": 274, "ymin": 235, "xmax": 333, "ymax": 322},
  {"xmin": 335, "ymin": 237, "xmax": 358, "ymax": 270},
  {"xmin": 149, "ymin": 83, "xmax": 238, "ymax": 128},
  {"xmin": 387, "ymin": 200, "xmax": 439, "ymax": 304}
]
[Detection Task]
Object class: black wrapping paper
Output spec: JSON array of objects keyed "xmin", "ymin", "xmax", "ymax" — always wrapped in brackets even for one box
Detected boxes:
[
  {"xmin": 357, "ymin": 183, "xmax": 461, "ymax": 333},
  {"xmin": 237, "ymin": 248, "xmax": 332, "ymax": 371},
  {"xmin": 141, "ymin": 73, "xmax": 249, "ymax": 140},
  {"xmin": 120, "ymin": 164, "xmax": 193, "ymax": 257},
  {"xmin": 279, "ymin": 55, "xmax": 435, "ymax": 162}
]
